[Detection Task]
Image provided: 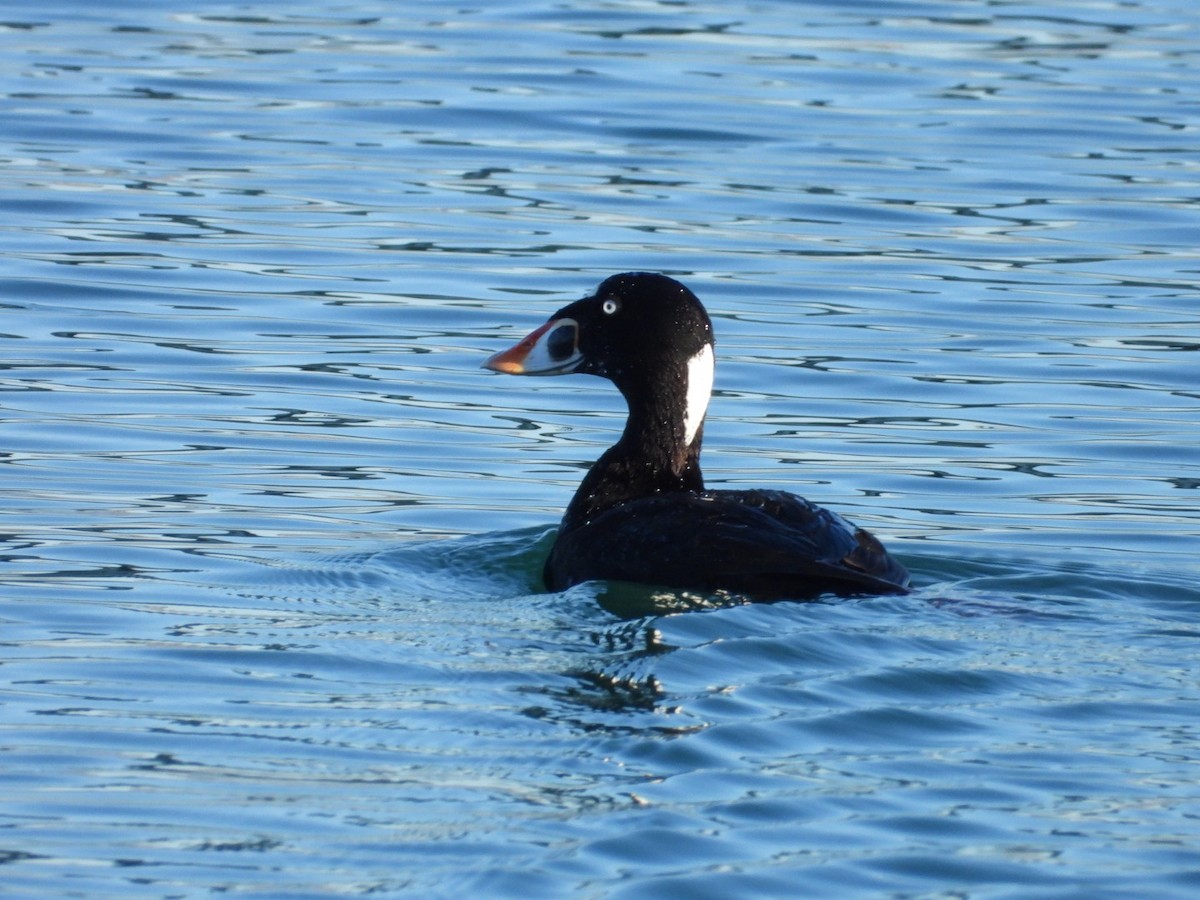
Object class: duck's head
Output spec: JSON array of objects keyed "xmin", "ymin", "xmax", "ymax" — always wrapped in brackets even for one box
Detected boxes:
[
  {"xmin": 482, "ymin": 271, "xmax": 715, "ymax": 487},
  {"xmin": 484, "ymin": 272, "xmax": 716, "ymax": 444},
  {"xmin": 487, "ymin": 271, "xmax": 710, "ymax": 391}
]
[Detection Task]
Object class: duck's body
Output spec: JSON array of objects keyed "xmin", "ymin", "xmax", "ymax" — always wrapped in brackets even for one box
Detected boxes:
[
  {"xmin": 546, "ymin": 489, "xmax": 907, "ymax": 599},
  {"xmin": 484, "ymin": 273, "xmax": 909, "ymax": 600}
]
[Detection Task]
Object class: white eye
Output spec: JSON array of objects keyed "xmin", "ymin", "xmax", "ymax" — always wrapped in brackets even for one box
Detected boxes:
[{"xmin": 602, "ymin": 298, "xmax": 620, "ymax": 315}]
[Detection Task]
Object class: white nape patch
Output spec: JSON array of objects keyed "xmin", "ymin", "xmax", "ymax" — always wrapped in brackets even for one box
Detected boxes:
[{"xmin": 683, "ymin": 343, "xmax": 715, "ymax": 446}]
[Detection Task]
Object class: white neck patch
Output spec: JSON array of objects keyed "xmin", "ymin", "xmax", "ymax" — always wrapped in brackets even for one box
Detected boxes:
[{"xmin": 683, "ymin": 343, "xmax": 714, "ymax": 446}]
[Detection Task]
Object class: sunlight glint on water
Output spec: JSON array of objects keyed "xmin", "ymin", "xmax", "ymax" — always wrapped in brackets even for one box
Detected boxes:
[{"xmin": 1, "ymin": 2, "xmax": 1199, "ymax": 897}]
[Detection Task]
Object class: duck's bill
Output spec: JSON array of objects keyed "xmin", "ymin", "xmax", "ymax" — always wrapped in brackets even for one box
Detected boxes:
[{"xmin": 482, "ymin": 318, "xmax": 583, "ymax": 375}]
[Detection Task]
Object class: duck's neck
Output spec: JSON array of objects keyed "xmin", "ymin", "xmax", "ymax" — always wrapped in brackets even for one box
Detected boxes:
[{"xmin": 561, "ymin": 344, "xmax": 714, "ymax": 529}]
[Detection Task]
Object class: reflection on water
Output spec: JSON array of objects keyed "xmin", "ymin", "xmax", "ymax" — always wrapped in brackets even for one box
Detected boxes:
[{"xmin": 3, "ymin": 1, "xmax": 1200, "ymax": 896}]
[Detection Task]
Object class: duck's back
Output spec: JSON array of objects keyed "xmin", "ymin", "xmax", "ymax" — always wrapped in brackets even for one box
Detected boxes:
[{"xmin": 544, "ymin": 488, "xmax": 910, "ymax": 599}]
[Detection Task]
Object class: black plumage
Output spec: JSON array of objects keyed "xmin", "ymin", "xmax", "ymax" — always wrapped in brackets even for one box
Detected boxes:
[{"xmin": 485, "ymin": 272, "xmax": 909, "ymax": 600}]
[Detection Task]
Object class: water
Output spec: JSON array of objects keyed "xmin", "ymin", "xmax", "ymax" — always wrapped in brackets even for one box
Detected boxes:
[{"xmin": 3, "ymin": 0, "xmax": 1199, "ymax": 896}]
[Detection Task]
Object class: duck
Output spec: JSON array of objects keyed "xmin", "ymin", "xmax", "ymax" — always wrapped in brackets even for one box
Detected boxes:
[{"xmin": 483, "ymin": 272, "xmax": 909, "ymax": 600}]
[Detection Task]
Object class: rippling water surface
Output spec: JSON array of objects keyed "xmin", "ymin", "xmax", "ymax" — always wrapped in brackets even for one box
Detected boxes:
[{"xmin": 3, "ymin": 1, "xmax": 1199, "ymax": 896}]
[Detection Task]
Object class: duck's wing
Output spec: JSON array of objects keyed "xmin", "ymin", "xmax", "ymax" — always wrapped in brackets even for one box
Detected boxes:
[{"xmin": 544, "ymin": 489, "xmax": 909, "ymax": 599}]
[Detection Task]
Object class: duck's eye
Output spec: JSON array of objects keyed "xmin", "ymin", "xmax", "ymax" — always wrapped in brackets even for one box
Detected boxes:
[{"xmin": 601, "ymin": 298, "xmax": 620, "ymax": 316}]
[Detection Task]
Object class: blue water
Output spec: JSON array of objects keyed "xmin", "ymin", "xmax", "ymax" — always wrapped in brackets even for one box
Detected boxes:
[{"xmin": 3, "ymin": 1, "xmax": 1199, "ymax": 896}]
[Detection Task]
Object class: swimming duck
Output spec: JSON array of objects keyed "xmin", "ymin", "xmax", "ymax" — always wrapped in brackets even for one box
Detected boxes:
[{"xmin": 484, "ymin": 272, "xmax": 909, "ymax": 599}]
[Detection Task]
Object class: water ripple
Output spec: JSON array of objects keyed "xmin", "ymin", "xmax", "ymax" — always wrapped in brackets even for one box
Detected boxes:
[{"xmin": 4, "ymin": 1, "xmax": 1200, "ymax": 896}]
